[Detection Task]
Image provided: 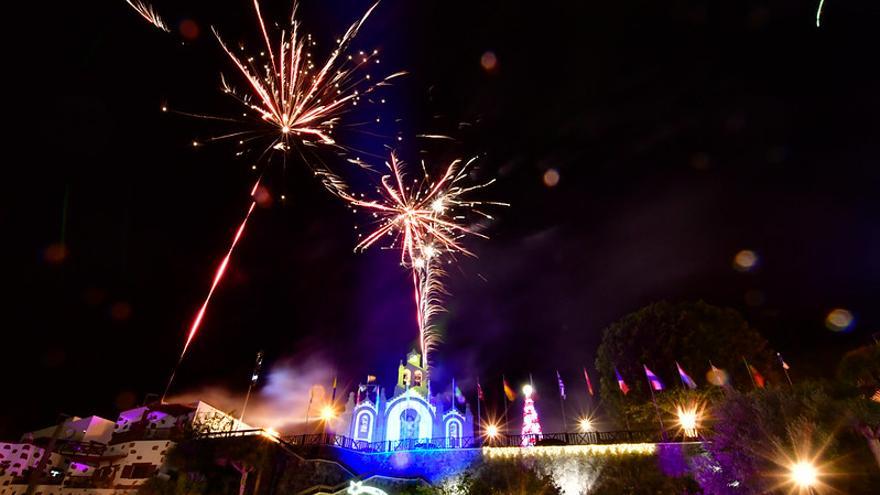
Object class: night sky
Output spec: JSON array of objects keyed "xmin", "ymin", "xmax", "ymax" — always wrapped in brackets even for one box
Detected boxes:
[{"xmin": 3, "ymin": 0, "xmax": 879, "ymax": 438}]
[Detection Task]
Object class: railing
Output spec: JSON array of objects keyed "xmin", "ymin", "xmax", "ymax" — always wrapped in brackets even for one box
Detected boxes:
[{"xmin": 195, "ymin": 428, "xmax": 679, "ymax": 454}]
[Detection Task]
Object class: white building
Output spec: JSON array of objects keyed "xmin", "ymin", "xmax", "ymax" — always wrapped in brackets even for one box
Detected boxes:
[{"xmin": 0, "ymin": 401, "xmax": 250, "ymax": 495}]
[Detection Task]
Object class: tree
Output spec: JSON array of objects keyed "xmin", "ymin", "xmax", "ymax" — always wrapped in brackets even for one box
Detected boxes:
[
  {"xmin": 694, "ymin": 382, "xmax": 880, "ymax": 494},
  {"xmin": 448, "ymin": 460, "xmax": 561, "ymax": 495},
  {"xmin": 589, "ymin": 454, "xmax": 699, "ymax": 495},
  {"xmin": 595, "ymin": 301, "xmax": 778, "ymax": 428},
  {"xmin": 837, "ymin": 343, "xmax": 880, "ymax": 393}
]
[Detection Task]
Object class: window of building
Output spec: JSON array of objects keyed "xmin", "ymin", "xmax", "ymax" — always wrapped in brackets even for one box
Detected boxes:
[
  {"xmin": 121, "ymin": 465, "xmax": 133, "ymax": 478},
  {"xmin": 151, "ymin": 446, "xmax": 158, "ymax": 450}
]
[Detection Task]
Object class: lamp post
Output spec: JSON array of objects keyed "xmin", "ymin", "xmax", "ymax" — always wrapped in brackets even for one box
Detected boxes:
[{"xmin": 790, "ymin": 461, "xmax": 819, "ymax": 494}]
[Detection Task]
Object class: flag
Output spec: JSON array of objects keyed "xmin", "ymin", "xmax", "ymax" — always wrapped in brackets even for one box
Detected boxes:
[
  {"xmin": 707, "ymin": 362, "xmax": 730, "ymax": 387},
  {"xmin": 477, "ymin": 381, "xmax": 484, "ymax": 401},
  {"xmin": 556, "ymin": 370, "xmax": 567, "ymax": 400},
  {"xmin": 643, "ymin": 365, "xmax": 665, "ymax": 391},
  {"xmin": 615, "ymin": 368, "xmax": 630, "ymax": 395},
  {"xmin": 776, "ymin": 352, "xmax": 790, "ymax": 370},
  {"xmin": 453, "ymin": 378, "xmax": 465, "ymax": 404},
  {"xmin": 503, "ymin": 376, "xmax": 516, "ymax": 401},
  {"xmin": 251, "ymin": 351, "xmax": 264, "ymax": 384},
  {"xmin": 676, "ymin": 361, "xmax": 698, "ymax": 390},
  {"xmin": 583, "ymin": 367, "xmax": 594, "ymax": 396},
  {"xmin": 366, "ymin": 374, "xmax": 377, "ymax": 383},
  {"xmin": 331, "ymin": 376, "xmax": 338, "ymax": 401},
  {"xmin": 748, "ymin": 364, "xmax": 766, "ymax": 388}
]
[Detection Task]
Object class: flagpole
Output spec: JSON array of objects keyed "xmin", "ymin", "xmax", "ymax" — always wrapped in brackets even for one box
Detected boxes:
[
  {"xmin": 239, "ymin": 350, "xmax": 263, "ymax": 428},
  {"xmin": 476, "ymin": 379, "xmax": 482, "ymax": 443},
  {"xmin": 502, "ymin": 375, "xmax": 510, "ymax": 436},
  {"xmin": 778, "ymin": 352, "xmax": 794, "ymax": 388},
  {"xmin": 556, "ymin": 371, "xmax": 567, "ymax": 432},
  {"xmin": 742, "ymin": 357, "xmax": 757, "ymax": 390},
  {"xmin": 644, "ymin": 367, "xmax": 667, "ymax": 442}
]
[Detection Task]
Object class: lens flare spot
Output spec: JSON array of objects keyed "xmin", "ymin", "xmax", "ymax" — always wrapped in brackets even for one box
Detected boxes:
[
  {"xmin": 825, "ymin": 308, "xmax": 854, "ymax": 332},
  {"xmin": 179, "ymin": 19, "xmax": 200, "ymax": 40},
  {"xmin": 543, "ymin": 168, "xmax": 560, "ymax": 187},
  {"xmin": 481, "ymin": 51, "xmax": 498, "ymax": 71},
  {"xmin": 733, "ymin": 249, "xmax": 758, "ymax": 272}
]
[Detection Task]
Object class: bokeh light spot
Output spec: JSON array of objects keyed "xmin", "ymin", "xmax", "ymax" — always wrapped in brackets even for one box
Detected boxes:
[
  {"xmin": 44, "ymin": 243, "xmax": 68, "ymax": 264},
  {"xmin": 110, "ymin": 302, "xmax": 133, "ymax": 321},
  {"xmin": 543, "ymin": 168, "xmax": 560, "ymax": 187},
  {"xmin": 480, "ymin": 51, "xmax": 497, "ymax": 71},
  {"xmin": 825, "ymin": 308, "xmax": 854, "ymax": 332},
  {"xmin": 733, "ymin": 249, "xmax": 758, "ymax": 272},
  {"xmin": 180, "ymin": 19, "xmax": 200, "ymax": 40}
]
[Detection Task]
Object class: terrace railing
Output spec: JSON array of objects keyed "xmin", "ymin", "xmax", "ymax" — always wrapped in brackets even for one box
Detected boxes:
[{"xmin": 194, "ymin": 428, "xmax": 681, "ymax": 454}]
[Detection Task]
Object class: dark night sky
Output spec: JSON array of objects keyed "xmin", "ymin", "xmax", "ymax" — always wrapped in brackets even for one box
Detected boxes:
[{"xmin": 3, "ymin": 0, "xmax": 879, "ymax": 438}]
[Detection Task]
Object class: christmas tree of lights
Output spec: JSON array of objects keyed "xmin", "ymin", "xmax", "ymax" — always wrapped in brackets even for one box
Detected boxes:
[{"xmin": 520, "ymin": 384, "xmax": 543, "ymax": 446}]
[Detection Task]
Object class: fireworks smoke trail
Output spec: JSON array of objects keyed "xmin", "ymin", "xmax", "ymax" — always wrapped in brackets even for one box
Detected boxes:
[
  {"xmin": 339, "ymin": 152, "xmax": 504, "ymax": 370},
  {"xmin": 125, "ymin": 1, "xmax": 170, "ymax": 32}
]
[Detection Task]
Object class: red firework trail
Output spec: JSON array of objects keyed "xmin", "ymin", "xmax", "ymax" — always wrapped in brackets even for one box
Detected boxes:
[
  {"xmin": 162, "ymin": 179, "xmax": 259, "ymax": 401},
  {"xmin": 182, "ymin": 179, "xmax": 261, "ymax": 358}
]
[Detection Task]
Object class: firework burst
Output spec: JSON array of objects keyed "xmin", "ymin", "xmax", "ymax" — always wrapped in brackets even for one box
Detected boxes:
[
  {"xmin": 125, "ymin": 1, "xmax": 402, "ymax": 398},
  {"xmin": 339, "ymin": 152, "xmax": 504, "ymax": 370}
]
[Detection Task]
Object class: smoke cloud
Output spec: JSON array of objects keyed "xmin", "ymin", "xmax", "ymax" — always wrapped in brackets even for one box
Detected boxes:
[{"xmin": 169, "ymin": 354, "xmax": 339, "ymax": 434}]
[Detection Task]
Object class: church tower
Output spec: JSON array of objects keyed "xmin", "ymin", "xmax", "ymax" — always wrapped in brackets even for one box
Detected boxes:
[{"xmin": 394, "ymin": 349, "xmax": 430, "ymax": 398}]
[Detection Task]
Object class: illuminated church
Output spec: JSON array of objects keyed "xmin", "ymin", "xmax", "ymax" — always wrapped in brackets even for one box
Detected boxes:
[{"xmin": 341, "ymin": 350, "xmax": 475, "ymax": 447}]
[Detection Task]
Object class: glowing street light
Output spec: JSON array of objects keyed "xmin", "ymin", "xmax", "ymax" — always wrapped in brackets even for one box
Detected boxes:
[
  {"xmin": 676, "ymin": 406, "xmax": 699, "ymax": 438},
  {"xmin": 484, "ymin": 423, "xmax": 499, "ymax": 439},
  {"xmin": 320, "ymin": 405, "xmax": 336, "ymax": 421},
  {"xmin": 578, "ymin": 417, "xmax": 594, "ymax": 433},
  {"xmin": 790, "ymin": 461, "xmax": 819, "ymax": 492}
]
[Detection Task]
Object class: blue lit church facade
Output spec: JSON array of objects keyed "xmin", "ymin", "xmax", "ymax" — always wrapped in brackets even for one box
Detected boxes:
[{"xmin": 342, "ymin": 350, "xmax": 474, "ymax": 448}]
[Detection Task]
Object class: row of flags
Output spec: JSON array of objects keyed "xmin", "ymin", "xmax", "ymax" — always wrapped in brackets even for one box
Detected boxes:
[
  {"xmin": 485, "ymin": 353, "xmax": 794, "ymax": 403},
  {"xmin": 342, "ymin": 352, "xmax": 795, "ymax": 407}
]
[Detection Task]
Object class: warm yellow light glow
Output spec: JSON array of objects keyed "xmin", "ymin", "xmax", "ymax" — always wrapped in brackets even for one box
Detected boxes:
[
  {"xmin": 281, "ymin": 125, "xmax": 290, "ymax": 134},
  {"xmin": 790, "ymin": 461, "xmax": 818, "ymax": 488},
  {"xmin": 578, "ymin": 417, "xmax": 593, "ymax": 432},
  {"xmin": 485, "ymin": 424, "xmax": 499, "ymax": 438},
  {"xmin": 483, "ymin": 443, "xmax": 656, "ymax": 459},
  {"xmin": 676, "ymin": 406, "xmax": 699, "ymax": 438},
  {"xmin": 320, "ymin": 405, "xmax": 336, "ymax": 421},
  {"xmin": 260, "ymin": 428, "xmax": 280, "ymax": 443},
  {"xmin": 522, "ymin": 384, "xmax": 534, "ymax": 397}
]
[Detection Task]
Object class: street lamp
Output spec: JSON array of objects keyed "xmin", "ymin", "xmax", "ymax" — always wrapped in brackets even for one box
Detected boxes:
[
  {"xmin": 320, "ymin": 405, "xmax": 336, "ymax": 422},
  {"xmin": 578, "ymin": 417, "xmax": 593, "ymax": 433},
  {"xmin": 485, "ymin": 423, "xmax": 499, "ymax": 439},
  {"xmin": 676, "ymin": 406, "xmax": 699, "ymax": 439},
  {"xmin": 790, "ymin": 461, "xmax": 819, "ymax": 493}
]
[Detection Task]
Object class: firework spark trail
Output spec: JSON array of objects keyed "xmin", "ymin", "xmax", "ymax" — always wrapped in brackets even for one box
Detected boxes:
[
  {"xmin": 161, "ymin": 178, "xmax": 261, "ymax": 401},
  {"xmin": 125, "ymin": 0, "xmax": 170, "ymax": 32},
  {"xmin": 339, "ymin": 153, "xmax": 503, "ymax": 370},
  {"xmin": 816, "ymin": 0, "xmax": 826, "ymax": 27}
]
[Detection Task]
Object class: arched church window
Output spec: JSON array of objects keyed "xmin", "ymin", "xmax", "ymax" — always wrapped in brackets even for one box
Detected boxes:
[
  {"xmin": 413, "ymin": 370, "xmax": 423, "ymax": 386},
  {"xmin": 402, "ymin": 369, "xmax": 411, "ymax": 386}
]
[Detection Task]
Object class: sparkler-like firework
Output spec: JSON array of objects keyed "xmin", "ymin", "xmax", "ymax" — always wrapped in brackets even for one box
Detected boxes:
[
  {"xmin": 125, "ymin": 1, "xmax": 169, "ymax": 32},
  {"xmin": 125, "ymin": 1, "xmax": 402, "ymax": 398},
  {"xmin": 339, "ymin": 153, "xmax": 503, "ymax": 370}
]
